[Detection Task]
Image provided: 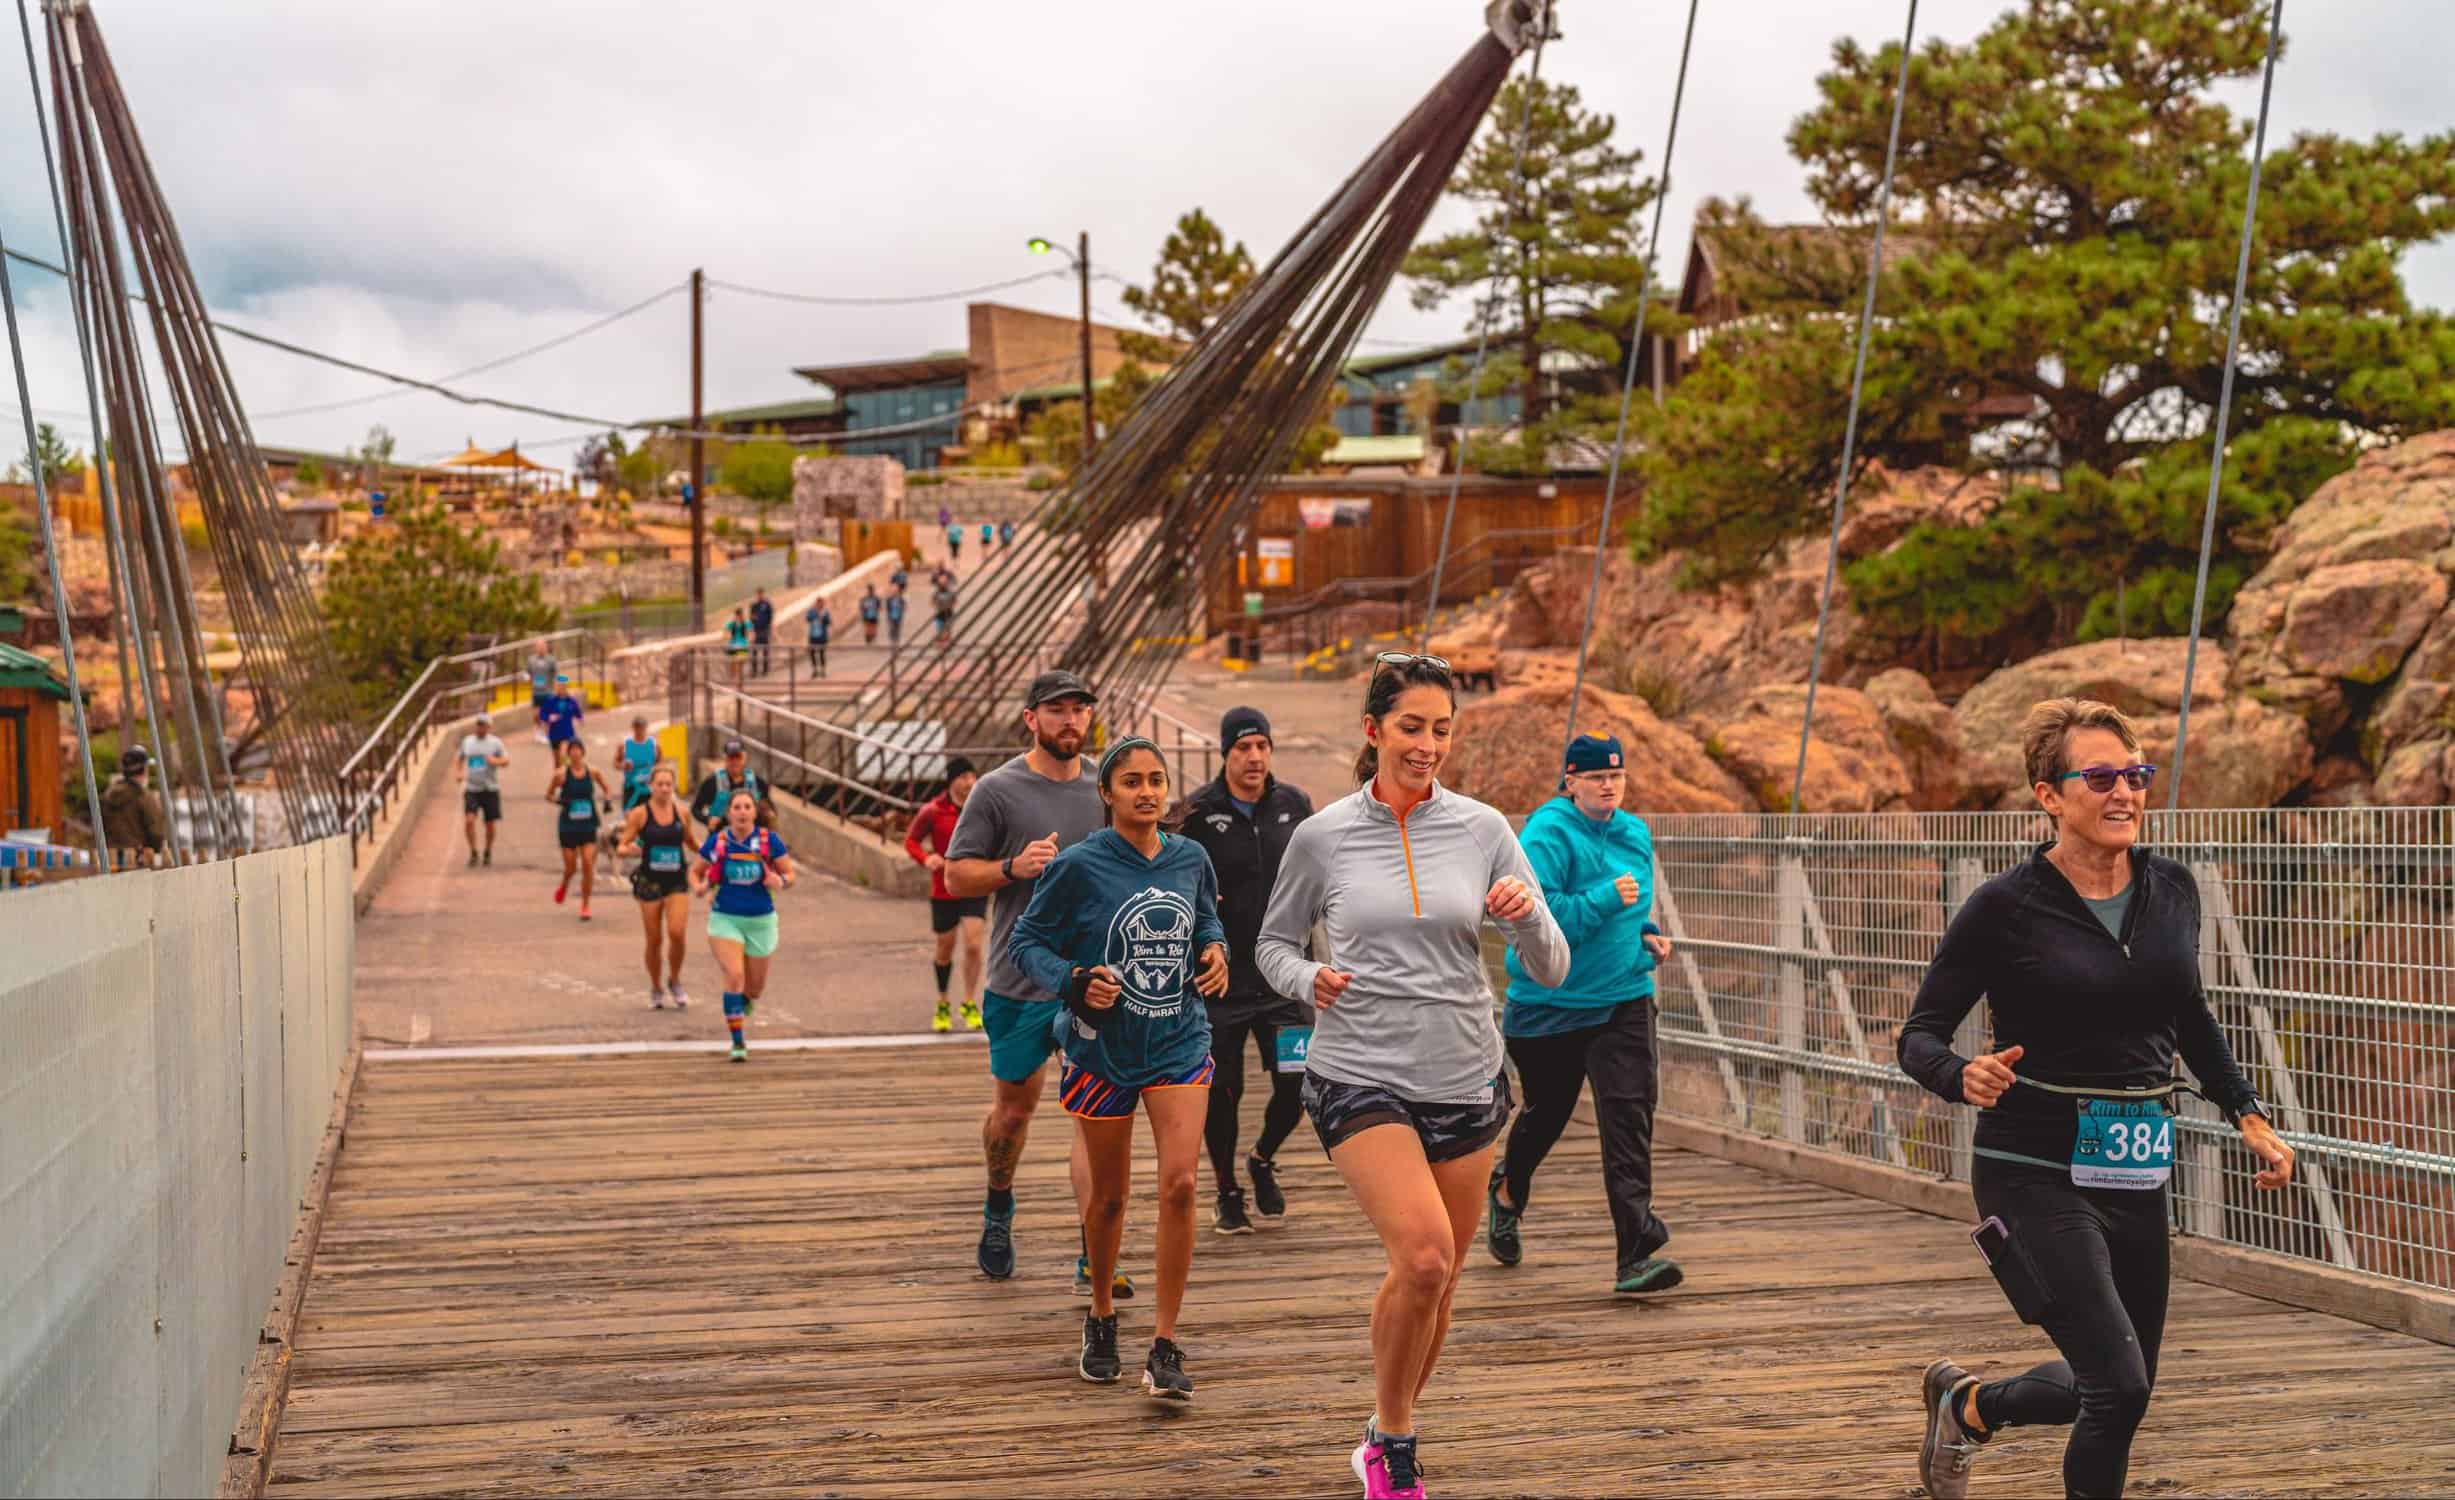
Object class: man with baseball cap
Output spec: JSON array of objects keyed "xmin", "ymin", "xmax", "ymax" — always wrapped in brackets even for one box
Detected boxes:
[
  {"xmin": 1490, "ymin": 730, "xmax": 1683, "ymax": 1295},
  {"xmin": 1175, "ymin": 706, "xmax": 1316, "ymax": 1233},
  {"xmin": 942, "ymin": 669, "xmax": 1117, "ymax": 1291},
  {"xmin": 100, "ymin": 744, "xmax": 168, "ymax": 868},
  {"xmin": 690, "ymin": 738, "xmax": 773, "ymax": 833},
  {"xmin": 455, "ymin": 712, "xmax": 510, "ymax": 867}
]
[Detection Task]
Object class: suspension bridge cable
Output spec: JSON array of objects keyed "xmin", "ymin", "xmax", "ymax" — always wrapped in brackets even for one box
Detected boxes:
[
  {"xmin": 1787, "ymin": 0, "xmax": 1919, "ymax": 815},
  {"xmin": 1562, "ymin": 0, "xmax": 1702, "ymax": 744},
  {"xmin": 251, "ymin": 280, "xmax": 689, "ymax": 421},
  {"xmin": 1416, "ymin": 13, "xmax": 1551, "ymax": 649},
  {"xmin": 707, "ymin": 268, "xmax": 1071, "ymax": 307},
  {"xmin": 2169, "ymin": 0, "xmax": 2285, "ymax": 810}
]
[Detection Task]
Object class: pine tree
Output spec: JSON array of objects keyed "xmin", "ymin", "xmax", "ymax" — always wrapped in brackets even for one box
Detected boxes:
[
  {"xmin": 320, "ymin": 498, "xmax": 556, "ymax": 710},
  {"xmin": 1638, "ymin": 0, "xmax": 2455, "ymax": 646},
  {"xmin": 1403, "ymin": 76, "xmax": 1660, "ymax": 475},
  {"xmin": 1120, "ymin": 208, "xmax": 1254, "ymax": 365}
]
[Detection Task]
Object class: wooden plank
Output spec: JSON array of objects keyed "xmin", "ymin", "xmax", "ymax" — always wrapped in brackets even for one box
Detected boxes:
[{"xmin": 262, "ymin": 1044, "xmax": 2455, "ymax": 1497}]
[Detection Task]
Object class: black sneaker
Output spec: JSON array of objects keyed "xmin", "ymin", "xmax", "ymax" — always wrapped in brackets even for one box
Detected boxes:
[
  {"xmin": 481, "ymin": 848, "xmax": 492, "ymax": 866},
  {"xmin": 1248, "ymin": 1154, "xmax": 1286, "ymax": 1219},
  {"xmin": 1078, "ymin": 1313, "xmax": 1122, "ymax": 1384},
  {"xmin": 1486, "ymin": 1165, "xmax": 1523, "ymax": 1267},
  {"xmin": 467, "ymin": 850, "xmax": 479, "ymax": 867},
  {"xmin": 978, "ymin": 1210, "xmax": 1016, "ymax": 1280},
  {"xmin": 1214, "ymin": 1186, "xmax": 1255, "ymax": 1236},
  {"xmin": 1142, "ymin": 1337, "xmax": 1193, "ymax": 1402}
]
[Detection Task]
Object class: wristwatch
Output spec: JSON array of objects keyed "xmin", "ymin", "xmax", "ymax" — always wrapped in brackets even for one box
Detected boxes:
[
  {"xmin": 2227, "ymin": 1096, "xmax": 2274, "ymax": 1128},
  {"xmin": 1001, "ymin": 854, "xmax": 1017, "ymax": 881}
]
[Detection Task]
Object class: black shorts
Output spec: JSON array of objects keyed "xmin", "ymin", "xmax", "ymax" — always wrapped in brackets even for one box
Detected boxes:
[
  {"xmin": 930, "ymin": 894, "xmax": 988, "ymax": 933},
  {"xmin": 632, "ymin": 868, "xmax": 689, "ymax": 903},
  {"xmin": 559, "ymin": 824, "xmax": 602, "ymax": 850},
  {"xmin": 1302, "ymin": 1070, "xmax": 1514, "ymax": 1163},
  {"xmin": 463, "ymin": 789, "xmax": 502, "ymax": 822}
]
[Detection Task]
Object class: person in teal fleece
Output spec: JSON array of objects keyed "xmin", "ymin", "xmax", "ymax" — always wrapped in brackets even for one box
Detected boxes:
[
  {"xmin": 1009, "ymin": 737, "xmax": 1228, "ymax": 1401},
  {"xmin": 1490, "ymin": 731, "xmax": 1683, "ymax": 1294}
]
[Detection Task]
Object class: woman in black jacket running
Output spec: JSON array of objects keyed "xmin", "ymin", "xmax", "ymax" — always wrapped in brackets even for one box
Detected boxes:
[{"xmin": 1899, "ymin": 697, "xmax": 2293, "ymax": 1500}]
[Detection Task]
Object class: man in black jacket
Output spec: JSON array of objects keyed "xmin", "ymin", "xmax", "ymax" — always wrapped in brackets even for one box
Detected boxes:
[{"xmin": 1176, "ymin": 705, "xmax": 1314, "ymax": 1234}]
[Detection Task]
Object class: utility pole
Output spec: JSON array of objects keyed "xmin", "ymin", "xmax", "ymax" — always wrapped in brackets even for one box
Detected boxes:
[
  {"xmin": 688, "ymin": 267, "xmax": 707, "ymax": 634},
  {"xmin": 1076, "ymin": 231, "xmax": 1095, "ymax": 468}
]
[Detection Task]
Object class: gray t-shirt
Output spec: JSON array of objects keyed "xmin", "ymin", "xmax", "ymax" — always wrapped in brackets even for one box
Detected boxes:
[
  {"xmin": 459, "ymin": 733, "xmax": 507, "ymax": 792},
  {"xmin": 2083, "ymin": 884, "xmax": 2133, "ymax": 942},
  {"xmin": 945, "ymin": 754, "xmax": 1103, "ymax": 1003}
]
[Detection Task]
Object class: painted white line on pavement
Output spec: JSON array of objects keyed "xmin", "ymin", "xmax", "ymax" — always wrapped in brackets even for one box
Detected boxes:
[{"xmin": 364, "ymin": 1031, "xmax": 989, "ymax": 1063}]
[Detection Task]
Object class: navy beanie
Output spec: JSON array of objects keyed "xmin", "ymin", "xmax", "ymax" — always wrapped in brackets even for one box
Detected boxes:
[
  {"xmin": 1220, "ymin": 705, "xmax": 1272, "ymax": 749},
  {"xmin": 1563, "ymin": 732, "xmax": 1625, "ymax": 775}
]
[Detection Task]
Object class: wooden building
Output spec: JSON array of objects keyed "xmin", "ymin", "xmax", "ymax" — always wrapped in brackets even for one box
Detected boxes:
[
  {"xmin": 1202, "ymin": 473, "xmax": 1616, "ymax": 635},
  {"xmin": 0, "ymin": 625, "xmax": 69, "ymax": 837}
]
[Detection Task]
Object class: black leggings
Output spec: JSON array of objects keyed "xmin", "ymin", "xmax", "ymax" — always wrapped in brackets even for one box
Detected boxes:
[
  {"xmin": 1970, "ymin": 1157, "xmax": 2171, "ymax": 1499},
  {"xmin": 1499, "ymin": 999, "xmax": 1668, "ymax": 1267},
  {"xmin": 1205, "ymin": 1018, "xmax": 1304, "ymax": 1187}
]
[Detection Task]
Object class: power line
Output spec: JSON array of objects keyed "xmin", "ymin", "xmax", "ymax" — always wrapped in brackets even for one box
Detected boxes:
[
  {"xmin": 251, "ymin": 280, "xmax": 688, "ymax": 421},
  {"xmin": 707, "ymin": 268, "xmax": 1069, "ymax": 307}
]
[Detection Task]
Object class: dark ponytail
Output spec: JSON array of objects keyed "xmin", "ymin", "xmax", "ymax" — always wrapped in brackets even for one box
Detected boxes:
[{"xmin": 1355, "ymin": 655, "xmax": 1457, "ymax": 785}]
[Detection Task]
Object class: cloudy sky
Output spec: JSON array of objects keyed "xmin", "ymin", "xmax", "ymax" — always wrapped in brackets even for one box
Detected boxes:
[{"xmin": 0, "ymin": 0, "xmax": 2445, "ymax": 471}]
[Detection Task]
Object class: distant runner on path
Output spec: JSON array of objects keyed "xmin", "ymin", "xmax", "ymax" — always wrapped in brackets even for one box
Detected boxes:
[
  {"xmin": 695, "ymin": 788, "xmax": 794, "ymax": 1064},
  {"xmin": 455, "ymin": 712, "xmax": 509, "ymax": 867}
]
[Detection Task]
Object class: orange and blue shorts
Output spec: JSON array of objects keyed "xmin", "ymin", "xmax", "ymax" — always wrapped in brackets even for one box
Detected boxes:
[{"xmin": 1061, "ymin": 1055, "xmax": 1216, "ymax": 1120}]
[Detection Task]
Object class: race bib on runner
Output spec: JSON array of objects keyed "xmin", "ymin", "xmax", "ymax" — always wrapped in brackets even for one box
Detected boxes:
[
  {"xmin": 467, "ymin": 754, "xmax": 486, "ymax": 771},
  {"xmin": 2070, "ymin": 1099, "xmax": 2173, "ymax": 1190},
  {"xmin": 568, "ymin": 796, "xmax": 597, "ymax": 823},
  {"xmin": 647, "ymin": 846, "xmax": 682, "ymax": 871},
  {"xmin": 1274, "ymin": 1026, "xmax": 1312, "ymax": 1072},
  {"xmin": 724, "ymin": 855, "xmax": 764, "ymax": 886}
]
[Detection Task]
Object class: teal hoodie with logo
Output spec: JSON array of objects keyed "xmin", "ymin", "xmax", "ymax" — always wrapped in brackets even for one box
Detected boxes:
[
  {"xmin": 1503, "ymin": 794, "xmax": 1663, "ymax": 1036},
  {"xmin": 1009, "ymin": 829, "xmax": 1225, "ymax": 1087}
]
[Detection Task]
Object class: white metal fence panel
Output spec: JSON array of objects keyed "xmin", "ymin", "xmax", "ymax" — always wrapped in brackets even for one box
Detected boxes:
[
  {"xmin": 0, "ymin": 835, "xmax": 355, "ymax": 1499},
  {"xmin": 1638, "ymin": 808, "xmax": 2455, "ymax": 1294}
]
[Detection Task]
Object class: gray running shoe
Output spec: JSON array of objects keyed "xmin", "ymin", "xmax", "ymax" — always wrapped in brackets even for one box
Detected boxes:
[{"xmin": 1918, "ymin": 1358, "xmax": 1988, "ymax": 1500}]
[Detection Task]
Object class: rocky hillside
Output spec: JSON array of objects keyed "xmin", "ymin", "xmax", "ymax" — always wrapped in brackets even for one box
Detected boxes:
[{"xmin": 1440, "ymin": 430, "xmax": 2455, "ymax": 813}]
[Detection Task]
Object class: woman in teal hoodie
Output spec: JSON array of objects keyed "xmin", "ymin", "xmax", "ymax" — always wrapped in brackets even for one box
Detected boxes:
[
  {"xmin": 1492, "ymin": 732, "xmax": 1681, "ymax": 1294},
  {"xmin": 1011, "ymin": 738, "xmax": 1229, "ymax": 1402}
]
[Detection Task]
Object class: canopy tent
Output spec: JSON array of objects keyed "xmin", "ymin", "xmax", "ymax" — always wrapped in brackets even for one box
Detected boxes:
[{"xmin": 437, "ymin": 440, "xmax": 561, "ymax": 499}]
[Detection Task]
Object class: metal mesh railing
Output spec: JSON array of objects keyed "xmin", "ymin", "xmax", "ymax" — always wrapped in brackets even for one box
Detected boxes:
[{"xmin": 1630, "ymin": 808, "xmax": 2454, "ymax": 1294}]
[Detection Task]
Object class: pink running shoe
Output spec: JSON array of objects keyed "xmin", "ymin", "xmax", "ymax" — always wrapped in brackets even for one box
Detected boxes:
[{"xmin": 1352, "ymin": 1434, "xmax": 1426, "ymax": 1499}]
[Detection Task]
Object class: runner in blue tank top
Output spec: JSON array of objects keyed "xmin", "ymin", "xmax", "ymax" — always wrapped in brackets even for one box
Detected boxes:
[
  {"xmin": 1010, "ymin": 737, "xmax": 1228, "ymax": 1402},
  {"xmin": 613, "ymin": 716, "xmax": 660, "ymax": 811},
  {"xmin": 694, "ymin": 788, "xmax": 795, "ymax": 1062}
]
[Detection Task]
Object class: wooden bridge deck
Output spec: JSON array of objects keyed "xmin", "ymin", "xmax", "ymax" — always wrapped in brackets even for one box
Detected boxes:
[{"xmin": 268, "ymin": 1043, "xmax": 2455, "ymax": 1497}]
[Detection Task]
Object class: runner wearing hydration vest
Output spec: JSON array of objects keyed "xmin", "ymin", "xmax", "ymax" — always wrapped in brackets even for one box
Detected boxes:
[{"xmin": 695, "ymin": 789, "xmax": 795, "ymax": 1063}]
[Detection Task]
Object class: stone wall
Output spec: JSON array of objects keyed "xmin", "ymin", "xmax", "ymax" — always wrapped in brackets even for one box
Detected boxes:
[
  {"xmin": 537, "ymin": 558, "xmax": 688, "ymax": 610},
  {"xmin": 793, "ymin": 455, "xmax": 906, "ymax": 527}
]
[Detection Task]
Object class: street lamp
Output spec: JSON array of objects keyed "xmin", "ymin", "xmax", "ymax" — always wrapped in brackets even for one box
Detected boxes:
[{"xmin": 1027, "ymin": 232, "xmax": 1098, "ymax": 469}]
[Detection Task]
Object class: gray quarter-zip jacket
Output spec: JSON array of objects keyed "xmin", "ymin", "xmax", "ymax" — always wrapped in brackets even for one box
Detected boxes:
[{"xmin": 1257, "ymin": 779, "xmax": 1569, "ymax": 1104}]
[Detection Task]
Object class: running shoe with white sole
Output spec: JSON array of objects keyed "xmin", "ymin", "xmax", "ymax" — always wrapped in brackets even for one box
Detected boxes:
[
  {"xmin": 728, "ymin": 1042, "xmax": 747, "ymax": 1064},
  {"xmin": 1214, "ymin": 1187, "xmax": 1255, "ymax": 1235},
  {"xmin": 978, "ymin": 1209, "xmax": 1016, "ymax": 1280},
  {"xmin": 933, "ymin": 999, "xmax": 953, "ymax": 1034},
  {"xmin": 1078, "ymin": 1313, "xmax": 1121, "ymax": 1383},
  {"xmin": 1352, "ymin": 1433, "xmax": 1426, "ymax": 1499},
  {"xmin": 650, "ymin": 985, "xmax": 667, "ymax": 1010},
  {"xmin": 1142, "ymin": 1338, "xmax": 1192, "ymax": 1402},
  {"xmin": 1073, "ymin": 1257, "xmax": 1135, "ymax": 1299},
  {"xmin": 1918, "ymin": 1357, "xmax": 1987, "ymax": 1500},
  {"xmin": 961, "ymin": 999, "xmax": 983, "ymax": 1030},
  {"xmin": 668, "ymin": 982, "xmax": 688, "ymax": 1009}
]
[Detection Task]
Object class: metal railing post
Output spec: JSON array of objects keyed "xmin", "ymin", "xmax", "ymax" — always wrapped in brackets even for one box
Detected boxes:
[{"xmin": 1777, "ymin": 851, "xmax": 1808, "ymax": 1145}]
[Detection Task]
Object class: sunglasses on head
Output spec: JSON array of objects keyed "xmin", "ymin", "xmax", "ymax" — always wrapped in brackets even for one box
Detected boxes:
[
  {"xmin": 2054, "ymin": 763, "xmax": 2157, "ymax": 794},
  {"xmin": 1374, "ymin": 651, "xmax": 1451, "ymax": 674}
]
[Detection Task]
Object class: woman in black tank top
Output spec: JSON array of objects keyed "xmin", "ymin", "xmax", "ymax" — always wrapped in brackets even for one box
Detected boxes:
[{"xmin": 617, "ymin": 763, "xmax": 694, "ymax": 1008}]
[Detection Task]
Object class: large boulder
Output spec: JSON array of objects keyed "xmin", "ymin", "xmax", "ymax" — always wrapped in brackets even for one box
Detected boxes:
[
  {"xmin": 2229, "ymin": 432, "xmax": 2455, "ymax": 746},
  {"xmin": 1446, "ymin": 683, "xmax": 1749, "ymax": 818},
  {"xmin": 1864, "ymin": 667, "xmax": 1973, "ymax": 810},
  {"xmin": 1700, "ymin": 684, "xmax": 1915, "ymax": 814},
  {"xmin": 1953, "ymin": 638, "xmax": 2312, "ymax": 809}
]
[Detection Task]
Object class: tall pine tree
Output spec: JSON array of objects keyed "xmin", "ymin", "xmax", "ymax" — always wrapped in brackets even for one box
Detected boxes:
[{"xmin": 1403, "ymin": 76, "xmax": 1661, "ymax": 475}]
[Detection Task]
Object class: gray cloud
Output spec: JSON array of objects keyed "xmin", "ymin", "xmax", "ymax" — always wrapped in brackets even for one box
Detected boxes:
[{"xmin": 0, "ymin": 0, "xmax": 2443, "ymax": 466}]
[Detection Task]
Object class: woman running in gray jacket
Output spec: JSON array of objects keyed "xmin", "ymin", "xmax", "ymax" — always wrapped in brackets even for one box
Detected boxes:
[{"xmin": 1257, "ymin": 652, "xmax": 1568, "ymax": 1500}]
